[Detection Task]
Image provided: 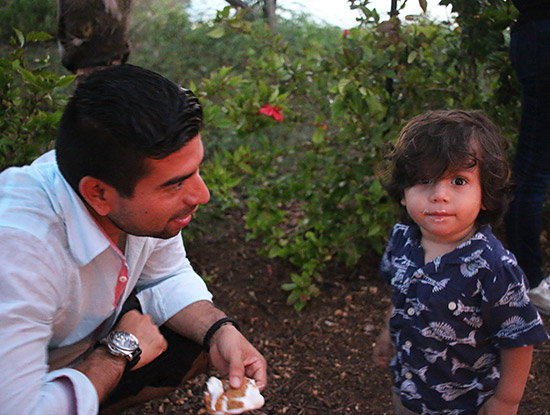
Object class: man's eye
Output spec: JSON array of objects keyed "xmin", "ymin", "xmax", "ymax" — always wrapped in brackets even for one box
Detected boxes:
[
  {"xmin": 452, "ymin": 177, "xmax": 466, "ymax": 186},
  {"xmin": 172, "ymin": 182, "xmax": 184, "ymax": 190}
]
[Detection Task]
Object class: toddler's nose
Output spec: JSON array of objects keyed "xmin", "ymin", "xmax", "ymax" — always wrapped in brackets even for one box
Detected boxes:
[{"xmin": 430, "ymin": 182, "xmax": 449, "ymax": 203}]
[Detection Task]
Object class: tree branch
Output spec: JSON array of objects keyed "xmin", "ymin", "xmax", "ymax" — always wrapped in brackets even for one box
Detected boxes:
[{"xmin": 225, "ymin": 0, "xmax": 251, "ymax": 9}]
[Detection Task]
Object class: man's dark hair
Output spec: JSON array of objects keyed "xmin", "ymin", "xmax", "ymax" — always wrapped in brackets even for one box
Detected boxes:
[
  {"xmin": 56, "ymin": 64, "xmax": 203, "ymax": 197},
  {"xmin": 385, "ymin": 110, "xmax": 511, "ymax": 226}
]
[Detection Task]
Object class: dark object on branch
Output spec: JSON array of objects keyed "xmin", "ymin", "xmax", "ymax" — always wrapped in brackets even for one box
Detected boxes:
[
  {"xmin": 57, "ymin": 0, "xmax": 132, "ymax": 74},
  {"xmin": 224, "ymin": 0, "xmax": 278, "ymax": 34}
]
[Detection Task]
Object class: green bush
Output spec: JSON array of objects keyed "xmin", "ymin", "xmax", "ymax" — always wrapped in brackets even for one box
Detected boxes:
[
  {"xmin": 191, "ymin": 5, "xmax": 520, "ymax": 310},
  {"xmin": 0, "ymin": 2, "xmax": 521, "ymax": 310},
  {"xmin": 130, "ymin": 1, "xmax": 255, "ymax": 86},
  {"xmin": 0, "ymin": 30, "xmax": 75, "ymax": 171},
  {"xmin": 0, "ymin": 0, "xmax": 57, "ymax": 41}
]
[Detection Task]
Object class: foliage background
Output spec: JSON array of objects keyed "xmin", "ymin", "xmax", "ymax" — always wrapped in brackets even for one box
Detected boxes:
[{"xmin": 0, "ymin": 0, "xmax": 521, "ymax": 310}]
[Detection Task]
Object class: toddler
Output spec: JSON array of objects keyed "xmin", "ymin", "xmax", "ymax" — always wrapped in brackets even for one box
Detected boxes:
[{"xmin": 373, "ymin": 110, "xmax": 549, "ymax": 415}]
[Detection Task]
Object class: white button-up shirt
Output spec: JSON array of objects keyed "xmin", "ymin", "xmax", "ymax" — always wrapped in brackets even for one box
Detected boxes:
[{"xmin": 0, "ymin": 151, "xmax": 212, "ymax": 415}]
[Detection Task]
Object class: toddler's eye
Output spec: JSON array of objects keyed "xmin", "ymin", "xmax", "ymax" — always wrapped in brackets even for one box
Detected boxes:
[
  {"xmin": 452, "ymin": 177, "xmax": 466, "ymax": 186},
  {"xmin": 418, "ymin": 178, "xmax": 432, "ymax": 185}
]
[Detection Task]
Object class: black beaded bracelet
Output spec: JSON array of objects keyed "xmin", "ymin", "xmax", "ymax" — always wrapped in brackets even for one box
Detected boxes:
[{"xmin": 203, "ymin": 317, "xmax": 240, "ymax": 351}]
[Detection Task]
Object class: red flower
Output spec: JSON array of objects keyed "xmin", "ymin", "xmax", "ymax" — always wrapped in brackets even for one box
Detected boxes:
[
  {"xmin": 259, "ymin": 104, "xmax": 283, "ymax": 122},
  {"xmin": 343, "ymin": 29, "xmax": 350, "ymax": 38}
]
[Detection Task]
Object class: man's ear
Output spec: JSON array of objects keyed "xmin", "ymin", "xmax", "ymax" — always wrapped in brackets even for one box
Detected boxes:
[{"xmin": 79, "ymin": 176, "xmax": 117, "ymax": 216}]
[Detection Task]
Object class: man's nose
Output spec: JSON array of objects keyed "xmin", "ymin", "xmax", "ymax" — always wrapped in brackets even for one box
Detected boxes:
[{"xmin": 184, "ymin": 174, "xmax": 210, "ymax": 206}]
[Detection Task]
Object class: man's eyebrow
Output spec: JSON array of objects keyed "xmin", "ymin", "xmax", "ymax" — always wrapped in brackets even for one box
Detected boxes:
[{"xmin": 159, "ymin": 172, "xmax": 194, "ymax": 188}]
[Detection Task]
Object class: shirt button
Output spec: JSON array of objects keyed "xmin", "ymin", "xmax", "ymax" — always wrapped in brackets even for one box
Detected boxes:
[
  {"xmin": 119, "ymin": 276, "xmax": 128, "ymax": 283},
  {"xmin": 407, "ymin": 307, "xmax": 415, "ymax": 316},
  {"xmin": 404, "ymin": 340, "xmax": 412, "ymax": 348},
  {"xmin": 405, "ymin": 372, "xmax": 413, "ymax": 380},
  {"xmin": 448, "ymin": 301, "xmax": 457, "ymax": 311}
]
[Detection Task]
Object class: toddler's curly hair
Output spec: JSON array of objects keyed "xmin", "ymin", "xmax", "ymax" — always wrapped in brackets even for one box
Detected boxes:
[{"xmin": 385, "ymin": 110, "xmax": 511, "ymax": 226}]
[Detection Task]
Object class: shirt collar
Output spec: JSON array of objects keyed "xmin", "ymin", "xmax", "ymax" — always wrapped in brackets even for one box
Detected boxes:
[
  {"xmin": 403, "ymin": 222, "xmax": 493, "ymax": 265},
  {"xmin": 403, "ymin": 223, "xmax": 492, "ymax": 246}
]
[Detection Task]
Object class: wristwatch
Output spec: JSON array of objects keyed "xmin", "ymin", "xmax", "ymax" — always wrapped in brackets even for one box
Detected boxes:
[{"xmin": 100, "ymin": 330, "xmax": 142, "ymax": 370}]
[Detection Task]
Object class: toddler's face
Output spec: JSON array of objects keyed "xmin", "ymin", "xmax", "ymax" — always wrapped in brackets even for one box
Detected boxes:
[{"xmin": 401, "ymin": 165, "xmax": 484, "ymax": 248}]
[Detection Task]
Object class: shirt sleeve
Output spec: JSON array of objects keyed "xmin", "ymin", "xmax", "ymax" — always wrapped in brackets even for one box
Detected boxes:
[
  {"xmin": 135, "ymin": 235, "xmax": 213, "ymax": 326},
  {"xmin": 379, "ymin": 224, "xmax": 400, "ymax": 283},
  {"xmin": 0, "ymin": 230, "xmax": 99, "ymax": 415},
  {"xmin": 480, "ymin": 250, "xmax": 550, "ymax": 349}
]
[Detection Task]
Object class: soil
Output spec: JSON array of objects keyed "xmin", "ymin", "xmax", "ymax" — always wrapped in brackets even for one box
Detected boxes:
[{"xmin": 124, "ymin": 209, "xmax": 550, "ymax": 415}]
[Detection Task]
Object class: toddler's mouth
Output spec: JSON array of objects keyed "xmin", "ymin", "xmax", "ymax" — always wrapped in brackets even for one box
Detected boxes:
[{"xmin": 424, "ymin": 210, "xmax": 452, "ymax": 222}]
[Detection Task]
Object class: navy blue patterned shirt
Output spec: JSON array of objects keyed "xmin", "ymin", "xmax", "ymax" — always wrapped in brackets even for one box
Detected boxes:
[{"xmin": 380, "ymin": 223, "xmax": 549, "ymax": 415}]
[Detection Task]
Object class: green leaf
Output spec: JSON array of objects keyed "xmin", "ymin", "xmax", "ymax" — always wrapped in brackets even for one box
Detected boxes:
[
  {"xmin": 367, "ymin": 224, "xmax": 381, "ymax": 237},
  {"xmin": 293, "ymin": 301, "xmax": 306, "ymax": 312},
  {"xmin": 26, "ymin": 31, "xmax": 53, "ymax": 42},
  {"xmin": 55, "ymin": 75, "xmax": 76, "ymax": 88},
  {"xmin": 217, "ymin": 6, "xmax": 232, "ymax": 19},
  {"xmin": 18, "ymin": 67, "xmax": 38, "ymax": 84},
  {"xmin": 286, "ymin": 288, "xmax": 300, "ymax": 304},
  {"xmin": 369, "ymin": 179, "xmax": 383, "ymax": 195},
  {"xmin": 207, "ymin": 26, "xmax": 226, "ymax": 39},
  {"xmin": 365, "ymin": 95, "xmax": 385, "ymax": 119},
  {"xmin": 311, "ymin": 127, "xmax": 325, "ymax": 145},
  {"xmin": 407, "ymin": 51, "xmax": 418, "ymax": 64},
  {"xmin": 290, "ymin": 273, "xmax": 302, "ymax": 285},
  {"xmin": 281, "ymin": 283, "xmax": 296, "ymax": 291},
  {"xmin": 14, "ymin": 28, "xmax": 24, "ymax": 47},
  {"xmin": 338, "ymin": 78, "xmax": 351, "ymax": 95}
]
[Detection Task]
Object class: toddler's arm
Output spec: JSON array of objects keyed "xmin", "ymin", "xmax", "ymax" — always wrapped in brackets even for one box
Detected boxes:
[
  {"xmin": 372, "ymin": 305, "xmax": 394, "ymax": 367},
  {"xmin": 478, "ymin": 345, "xmax": 533, "ymax": 415}
]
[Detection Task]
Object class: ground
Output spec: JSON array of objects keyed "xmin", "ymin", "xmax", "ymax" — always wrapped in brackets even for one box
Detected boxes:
[{"xmin": 124, "ymin": 210, "xmax": 550, "ymax": 415}]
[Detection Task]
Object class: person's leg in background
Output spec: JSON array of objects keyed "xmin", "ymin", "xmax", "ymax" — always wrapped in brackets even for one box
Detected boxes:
[{"xmin": 506, "ymin": 19, "xmax": 550, "ymax": 315}]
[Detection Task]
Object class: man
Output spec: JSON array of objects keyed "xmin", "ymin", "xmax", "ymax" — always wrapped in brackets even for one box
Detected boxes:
[{"xmin": 0, "ymin": 64, "xmax": 267, "ymax": 415}]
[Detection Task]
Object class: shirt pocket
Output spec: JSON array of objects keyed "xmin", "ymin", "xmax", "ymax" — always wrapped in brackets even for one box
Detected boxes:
[{"xmin": 417, "ymin": 281, "xmax": 484, "ymax": 344}]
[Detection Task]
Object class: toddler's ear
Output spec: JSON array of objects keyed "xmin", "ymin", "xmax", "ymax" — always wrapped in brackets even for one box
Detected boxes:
[{"xmin": 401, "ymin": 197, "xmax": 406, "ymax": 206}]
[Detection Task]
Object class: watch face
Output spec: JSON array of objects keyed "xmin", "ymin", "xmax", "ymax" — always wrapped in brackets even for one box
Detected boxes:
[{"xmin": 111, "ymin": 331, "xmax": 139, "ymax": 352}]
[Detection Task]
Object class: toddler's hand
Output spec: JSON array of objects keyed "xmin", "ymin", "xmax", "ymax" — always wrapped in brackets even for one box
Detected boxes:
[
  {"xmin": 372, "ymin": 328, "xmax": 394, "ymax": 367},
  {"xmin": 478, "ymin": 395, "xmax": 519, "ymax": 415}
]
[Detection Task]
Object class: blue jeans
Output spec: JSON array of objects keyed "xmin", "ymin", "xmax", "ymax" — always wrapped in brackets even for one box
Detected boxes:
[{"xmin": 506, "ymin": 19, "xmax": 550, "ymax": 288}]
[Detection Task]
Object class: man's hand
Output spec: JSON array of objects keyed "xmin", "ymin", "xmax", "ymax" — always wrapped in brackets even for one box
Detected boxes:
[
  {"xmin": 75, "ymin": 310, "xmax": 167, "ymax": 402},
  {"xmin": 165, "ymin": 301, "xmax": 268, "ymax": 392},
  {"xmin": 114, "ymin": 310, "xmax": 167, "ymax": 370},
  {"xmin": 208, "ymin": 324, "xmax": 267, "ymax": 391}
]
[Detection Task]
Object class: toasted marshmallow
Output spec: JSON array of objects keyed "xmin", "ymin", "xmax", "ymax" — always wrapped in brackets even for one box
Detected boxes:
[{"xmin": 204, "ymin": 376, "xmax": 265, "ymax": 414}]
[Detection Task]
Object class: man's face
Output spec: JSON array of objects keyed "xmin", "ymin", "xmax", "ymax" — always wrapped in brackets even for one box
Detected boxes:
[{"xmin": 107, "ymin": 135, "xmax": 210, "ymax": 239}]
